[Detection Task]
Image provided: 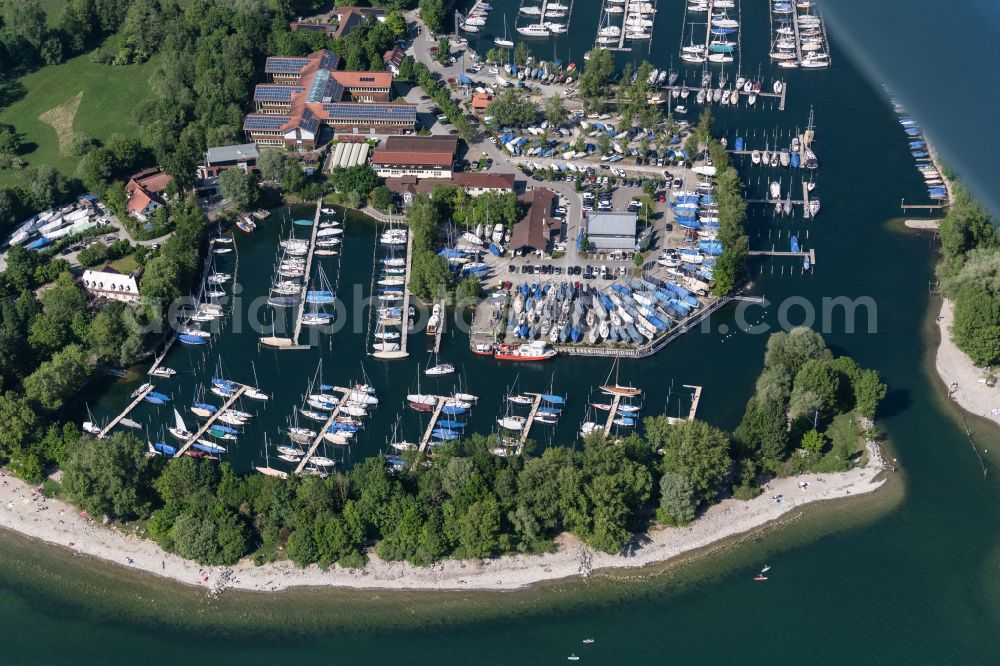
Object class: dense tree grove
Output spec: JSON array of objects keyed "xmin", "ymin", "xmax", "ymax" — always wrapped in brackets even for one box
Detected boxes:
[
  {"xmin": 936, "ymin": 184, "xmax": 1000, "ymax": 365},
  {"xmin": 733, "ymin": 327, "xmax": 886, "ymax": 473}
]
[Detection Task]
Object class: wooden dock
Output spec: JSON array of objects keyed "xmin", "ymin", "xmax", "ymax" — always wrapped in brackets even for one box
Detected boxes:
[
  {"xmin": 602, "ymin": 394, "xmax": 623, "ymax": 436},
  {"xmin": 900, "ymin": 200, "xmax": 947, "ymax": 211},
  {"xmin": 373, "ymin": 224, "xmax": 412, "ymax": 360},
  {"xmin": 417, "ymin": 397, "xmax": 447, "ymax": 453},
  {"xmin": 685, "ymin": 384, "xmax": 702, "ymax": 420},
  {"xmin": 748, "ymin": 248, "xmax": 816, "ymax": 265},
  {"xmin": 790, "ymin": 3, "xmax": 804, "ymax": 66},
  {"xmin": 516, "ymin": 393, "xmax": 544, "ymax": 455},
  {"xmin": 99, "ymin": 384, "xmax": 154, "ymax": 438},
  {"xmin": 289, "ymin": 197, "xmax": 323, "ymax": 349},
  {"xmin": 173, "ymin": 385, "xmax": 248, "ymax": 458},
  {"xmin": 294, "ymin": 387, "xmax": 350, "ymax": 475}
]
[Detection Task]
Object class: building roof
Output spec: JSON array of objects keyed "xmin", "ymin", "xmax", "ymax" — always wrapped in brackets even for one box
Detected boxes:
[
  {"xmin": 206, "ymin": 143, "xmax": 259, "ymax": 164},
  {"xmin": 126, "ymin": 188, "xmax": 155, "ymax": 216},
  {"xmin": 81, "ymin": 269, "xmax": 140, "ymax": 295},
  {"xmin": 383, "ymin": 135, "xmax": 459, "ymax": 154},
  {"xmin": 125, "ymin": 168, "xmax": 171, "ymax": 216},
  {"xmin": 289, "ymin": 20, "xmax": 336, "ymax": 35},
  {"xmin": 471, "ymin": 92, "xmax": 494, "ymax": 110},
  {"xmin": 383, "ymin": 45, "xmax": 406, "ymax": 69},
  {"xmin": 333, "ymin": 71, "xmax": 393, "ymax": 90},
  {"xmin": 331, "ymin": 7, "xmax": 387, "ymax": 38},
  {"xmin": 320, "ymin": 102, "xmax": 416, "ymax": 123},
  {"xmin": 451, "ymin": 172, "xmax": 515, "ymax": 190},
  {"xmin": 587, "ymin": 211, "xmax": 637, "ymax": 236},
  {"xmin": 510, "ymin": 188, "xmax": 555, "ymax": 251},
  {"xmin": 371, "ymin": 150, "xmax": 455, "ymax": 167},
  {"xmin": 385, "ymin": 175, "xmax": 436, "ymax": 197}
]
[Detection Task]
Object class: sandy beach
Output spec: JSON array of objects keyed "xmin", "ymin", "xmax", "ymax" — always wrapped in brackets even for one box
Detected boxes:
[
  {"xmin": 935, "ymin": 299, "xmax": 1000, "ymax": 428},
  {"xmin": 0, "ymin": 441, "xmax": 888, "ymax": 594}
]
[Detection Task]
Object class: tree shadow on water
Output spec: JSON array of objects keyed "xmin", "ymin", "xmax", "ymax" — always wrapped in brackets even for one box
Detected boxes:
[{"xmin": 877, "ymin": 388, "xmax": 912, "ymax": 420}]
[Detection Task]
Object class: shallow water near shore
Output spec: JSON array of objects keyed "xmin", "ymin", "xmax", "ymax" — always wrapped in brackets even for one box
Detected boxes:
[{"xmin": 4, "ymin": 0, "xmax": 1000, "ymax": 661}]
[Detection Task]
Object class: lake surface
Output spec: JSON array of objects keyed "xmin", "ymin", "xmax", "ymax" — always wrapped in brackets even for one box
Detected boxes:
[{"xmin": 4, "ymin": 0, "xmax": 1000, "ymax": 662}]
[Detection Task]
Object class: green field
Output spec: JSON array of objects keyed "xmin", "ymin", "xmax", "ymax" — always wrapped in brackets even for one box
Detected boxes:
[{"xmin": 0, "ymin": 46, "xmax": 159, "ymax": 187}]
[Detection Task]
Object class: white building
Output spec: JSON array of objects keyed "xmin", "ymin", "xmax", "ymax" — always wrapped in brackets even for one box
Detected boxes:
[{"xmin": 81, "ymin": 268, "xmax": 141, "ymax": 304}]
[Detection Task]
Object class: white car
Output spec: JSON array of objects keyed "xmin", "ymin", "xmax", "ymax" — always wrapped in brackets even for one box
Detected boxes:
[{"xmin": 490, "ymin": 136, "xmax": 498, "ymax": 144}]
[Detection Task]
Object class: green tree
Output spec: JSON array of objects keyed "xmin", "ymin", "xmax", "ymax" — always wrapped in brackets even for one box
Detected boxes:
[
  {"xmin": 369, "ymin": 185, "xmax": 394, "ymax": 210},
  {"xmin": 256, "ymin": 149, "xmax": 288, "ymax": 183},
  {"xmin": 951, "ymin": 281, "xmax": 1000, "ymax": 366},
  {"xmin": 852, "ymin": 369, "xmax": 888, "ymax": 419},
  {"xmin": 578, "ymin": 48, "xmax": 614, "ymax": 111},
  {"xmin": 455, "ymin": 276, "xmax": 480, "ymax": 305},
  {"xmin": 791, "ymin": 359, "xmax": 841, "ymax": 419},
  {"xmin": 801, "ymin": 429, "xmax": 826, "ymax": 454},
  {"xmin": 658, "ymin": 472, "xmax": 697, "ymax": 525},
  {"xmin": 544, "ymin": 94, "xmax": 569, "ymax": 127},
  {"xmin": 764, "ymin": 326, "xmax": 831, "ymax": 380},
  {"xmin": 0, "ymin": 391, "xmax": 38, "ymax": 460},
  {"xmin": 0, "ymin": 125, "xmax": 21, "ymax": 155},
  {"xmin": 733, "ymin": 395, "xmax": 789, "ymax": 464},
  {"xmin": 330, "ymin": 164, "xmax": 379, "ymax": 201},
  {"xmin": 419, "ymin": 0, "xmax": 446, "ymax": 33},
  {"xmin": 24, "ymin": 344, "xmax": 92, "ymax": 411},
  {"xmin": 489, "ymin": 89, "xmax": 537, "ymax": 127},
  {"xmin": 62, "ymin": 432, "xmax": 155, "ymax": 520},
  {"xmin": 457, "ymin": 498, "xmax": 500, "ymax": 559},
  {"xmin": 218, "ymin": 168, "xmax": 259, "ymax": 211},
  {"xmin": 513, "ymin": 41, "xmax": 530, "ymax": 67},
  {"xmin": 88, "ymin": 301, "xmax": 130, "ymax": 364},
  {"xmin": 658, "ymin": 419, "xmax": 732, "ymax": 506}
]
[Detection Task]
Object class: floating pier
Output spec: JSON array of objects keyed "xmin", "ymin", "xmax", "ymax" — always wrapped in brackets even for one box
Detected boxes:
[
  {"xmin": 516, "ymin": 393, "xmax": 545, "ymax": 455},
  {"xmin": 417, "ymin": 397, "xmax": 449, "ymax": 453},
  {"xmin": 99, "ymin": 384, "xmax": 153, "ymax": 438},
  {"xmin": 602, "ymin": 394, "xmax": 624, "ymax": 436},
  {"xmin": 260, "ymin": 198, "xmax": 322, "ymax": 350},
  {"xmin": 747, "ymin": 248, "xmax": 816, "ymax": 266},
  {"xmin": 294, "ymin": 387, "xmax": 351, "ymax": 475},
  {"xmin": 173, "ymin": 384, "xmax": 249, "ymax": 458},
  {"xmin": 373, "ymin": 223, "xmax": 413, "ymax": 360}
]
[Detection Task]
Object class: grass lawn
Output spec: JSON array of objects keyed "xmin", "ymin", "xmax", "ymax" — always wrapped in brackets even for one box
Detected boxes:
[
  {"xmin": 107, "ymin": 254, "xmax": 139, "ymax": 274},
  {"xmin": 0, "ymin": 44, "xmax": 159, "ymax": 187}
]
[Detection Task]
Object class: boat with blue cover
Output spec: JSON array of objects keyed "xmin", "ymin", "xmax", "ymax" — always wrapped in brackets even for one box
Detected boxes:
[
  {"xmin": 790, "ymin": 235, "xmax": 800, "ymax": 253},
  {"xmin": 179, "ymin": 334, "xmax": 209, "ymax": 346}
]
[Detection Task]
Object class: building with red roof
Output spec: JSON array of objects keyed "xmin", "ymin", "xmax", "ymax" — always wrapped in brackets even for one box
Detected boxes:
[
  {"xmin": 243, "ymin": 49, "xmax": 415, "ymax": 149},
  {"xmin": 125, "ymin": 168, "xmax": 172, "ymax": 222}
]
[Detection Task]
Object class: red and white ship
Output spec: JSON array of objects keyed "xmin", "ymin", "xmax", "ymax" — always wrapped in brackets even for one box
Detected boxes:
[{"xmin": 493, "ymin": 341, "xmax": 557, "ymax": 362}]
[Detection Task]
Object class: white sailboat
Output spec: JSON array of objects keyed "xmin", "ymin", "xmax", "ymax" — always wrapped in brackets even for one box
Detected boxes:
[
  {"xmin": 495, "ymin": 15, "xmax": 514, "ymax": 47},
  {"xmin": 168, "ymin": 408, "xmax": 193, "ymax": 440}
]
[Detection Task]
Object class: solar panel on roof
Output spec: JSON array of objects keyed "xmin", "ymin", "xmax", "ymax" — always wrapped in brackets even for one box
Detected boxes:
[
  {"xmin": 265, "ymin": 57, "xmax": 310, "ymax": 74},
  {"xmin": 254, "ymin": 85, "xmax": 301, "ymax": 102},
  {"xmin": 321, "ymin": 104, "xmax": 416, "ymax": 121},
  {"xmin": 319, "ymin": 52, "xmax": 339, "ymax": 70},
  {"xmin": 243, "ymin": 115, "xmax": 290, "ymax": 131}
]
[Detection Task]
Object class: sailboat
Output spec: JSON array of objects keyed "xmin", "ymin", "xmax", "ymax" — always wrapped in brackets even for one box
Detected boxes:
[
  {"xmin": 303, "ymin": 265, "xmax": 335, "ymax": 326},
  {"xmin": 407, "ymin": 365, "xmax": 438, "ymax": 410},
  {"xmin": 168, "ymin": 408, "xmax": 193, "ymax": 440},
  {"xmin": 495, "ymin": 15, "xmax": 514, "ymax": 47},
  {"xmin": 82, "ymin": 403, "xmax": 103, "ymax": 435},
  {"xmin": 425, "ymin": 352, "xmax": 455, "ymax": 376},
  {"xmin": 245, "ymin": 362, "xmax": 269, "ymax": 401},
  {"xmin": 600, "ymin": 359, "xmax": 642, "ymax": 397}
]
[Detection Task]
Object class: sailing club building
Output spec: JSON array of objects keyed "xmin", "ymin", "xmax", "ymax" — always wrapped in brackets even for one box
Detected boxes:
[
  {"xmin": 243, "ymin": 50, "xmax": 416, "ymax": 149},
  {"xmin": 371, "ymin": 136, "xmax": 459, "ymax": 179}
]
